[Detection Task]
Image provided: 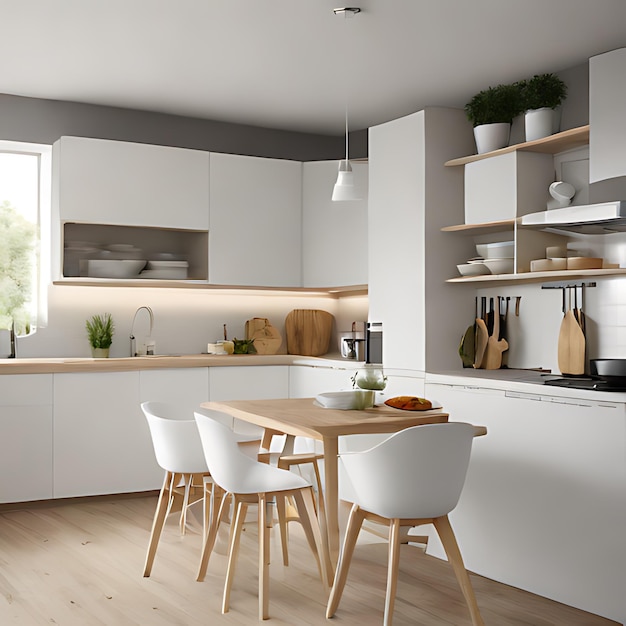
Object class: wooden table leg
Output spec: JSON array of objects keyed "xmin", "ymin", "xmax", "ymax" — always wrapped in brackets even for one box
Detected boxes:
[{"xmin": 322, "ymin": 436, "xmax": 340, "ymax": 565}]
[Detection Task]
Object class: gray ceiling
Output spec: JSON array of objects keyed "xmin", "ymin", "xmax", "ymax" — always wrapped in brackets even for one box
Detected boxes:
[{"xmin": 2, "ymin": 0, "xmax": 626, "ymax": 136}]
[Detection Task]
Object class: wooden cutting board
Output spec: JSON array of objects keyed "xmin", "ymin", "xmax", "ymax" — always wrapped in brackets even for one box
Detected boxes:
[
  {"xmin": 558, "ymin": 309, "xmax": 586, "ymax": 375},
  {"xmin": 285, "ymin": 309, "xmax": 334, "ymax": 356},
  {"xmin": 245, "ymin": 317, "xmax": 282, "ymax": 355}
]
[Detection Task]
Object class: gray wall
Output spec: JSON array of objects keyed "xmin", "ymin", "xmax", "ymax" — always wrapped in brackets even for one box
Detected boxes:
[{"xmin": 0, "ymin": 92, "xmax": 368, "ymax": 161}]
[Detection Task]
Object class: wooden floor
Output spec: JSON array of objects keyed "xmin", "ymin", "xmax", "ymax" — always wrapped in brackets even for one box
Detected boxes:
[{"xmin": 0, "ymin": 494, "xmax": 618, "ymax": 626}]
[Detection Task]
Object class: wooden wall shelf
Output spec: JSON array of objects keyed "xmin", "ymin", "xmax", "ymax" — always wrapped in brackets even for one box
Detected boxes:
[
  {"xmin": 444, "ymin": 125, "xmax": 589, "ymax": 167},
  {"xmin": 446, "ymin": 268, "xmax": 626, "ymax": 285}
]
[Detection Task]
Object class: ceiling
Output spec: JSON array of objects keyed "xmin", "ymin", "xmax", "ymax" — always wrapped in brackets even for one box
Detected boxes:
[{"xmin": 2, "ymin": 0, "xmax": 626, "ymax": 136}]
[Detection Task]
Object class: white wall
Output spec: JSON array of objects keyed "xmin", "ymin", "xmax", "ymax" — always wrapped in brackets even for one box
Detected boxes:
[{"xmin": 15, "ymin": 285, "xmax": 368, "ymax": 359}]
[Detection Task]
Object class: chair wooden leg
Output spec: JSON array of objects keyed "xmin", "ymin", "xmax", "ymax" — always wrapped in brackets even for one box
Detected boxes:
[
  {"xmin": 202, "ymin": 478, "xmax": 212, "ymax": 547},
  {"xmin": 143, "ymin": 471, "xmax": 173, "ymax": 577},
  {"xmin": 384, "ymin": 519, "xmax": 401, "ymax": 626},
  {"xmin": 179, "ymin": 473, "xmax": 192, "ymax": 535},
  {"xmin": 292, "ymin": 487, "xmax": 332, "ymax": 589},
  {"xmin": 222, "ymin": 499, "xmax": 248, "ymax": 615},
  {"xmin": 326, "ymin": 503, "xmax": 366, "ymax": 618},
  {"xmin": 276, "ymin": 495, "xmax": 290, "ymax": 566},
  {"xmin": 257, "ymin": 494, "xmax": 272, "ymax": 620},
  {"xmin": 197, "ymin": 489, "xmax": 229, "ymax": 582},
  {"xmin": 433, "ymin": 516, "xmax": 484, "ymax": 626}
]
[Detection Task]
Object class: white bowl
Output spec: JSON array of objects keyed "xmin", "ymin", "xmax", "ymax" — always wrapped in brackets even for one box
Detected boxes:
[
  {"xmin": 457, "ymin": 263, "xmax": 491, "ymax": 277},
  {"xmin": 139, "ymin": 268, "xmax": 188, "ymax": 279},
  {"xmin": 483, "ymin": 258, "xmax": 514, "ymax": 274},
  {"xmin": 84, "ymin": 259, "xmax": 146, "ymax": 278},
  {"xmin": 315, "ymin": 390, "xmax": 374, "ymax": 410},
  {"xmin": 146, "ymin": 260, "xmax": 189, "ymax": 268},
  {"xmin": 476, "ymin": 241, "xmax": 515, "ymax": 259}
]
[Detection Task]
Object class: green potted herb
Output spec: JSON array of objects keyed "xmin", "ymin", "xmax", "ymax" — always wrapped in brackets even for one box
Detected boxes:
[
  {"xmin": 232, "ymin": 337, "xmax": 257, "ymax": 354},
  {"xmin": 464, "ymin": 83, "xmax": 524, "ymax": 154},
  {"xmin": 86, "ymin": 313, "xmax": 114, "ymax": 358},
  {"xmin": 519, "ymin": 73, "xmax": 567, "ymax": 141}
]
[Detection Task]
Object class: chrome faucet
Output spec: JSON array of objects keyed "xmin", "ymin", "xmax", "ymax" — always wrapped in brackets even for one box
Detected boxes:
[
  {"xmin": 130, "ymin": 306, "xmax": 154, "ymax": 356},
  {"xmin": 8, "ymin": 321, "xmax": 16, "ymax": 359}
]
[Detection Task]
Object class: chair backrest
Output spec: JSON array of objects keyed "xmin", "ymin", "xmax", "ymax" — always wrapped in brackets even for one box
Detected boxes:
[
  {"xmin": 194, "ymin": 410, "xmax": 310, "ymax": 495},
  {"xmin": 194, "ymin": 409, "xmax": 267, "ymax": 493},
  {"xmin": 339, "ymin": 422, "xmax": 476, "ymax": 519},
  {"xmin": 141, "ymin": 401, "xmax": 208, "ymax": 474}
]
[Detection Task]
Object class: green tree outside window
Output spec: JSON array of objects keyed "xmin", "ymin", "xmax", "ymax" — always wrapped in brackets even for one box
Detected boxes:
[{"xmin": 0, "ymin": 200, "xmax": 36, "ymax": 334}]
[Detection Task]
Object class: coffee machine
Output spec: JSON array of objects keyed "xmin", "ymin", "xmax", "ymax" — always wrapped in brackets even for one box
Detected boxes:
[{"xmin": 365, "ymin": 321, "xmax": 383, "ymax": 364}]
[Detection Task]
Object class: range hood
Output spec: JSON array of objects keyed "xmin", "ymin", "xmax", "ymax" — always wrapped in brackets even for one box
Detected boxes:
[{"xmin": 521, "ymin": 200, "xmax": 626, "ymax": 234}]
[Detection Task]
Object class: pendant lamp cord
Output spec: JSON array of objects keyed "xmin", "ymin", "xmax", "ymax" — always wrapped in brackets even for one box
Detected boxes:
[{"xmin": 342, "ymin": 9, "xmax": 349, "ymax": 162}]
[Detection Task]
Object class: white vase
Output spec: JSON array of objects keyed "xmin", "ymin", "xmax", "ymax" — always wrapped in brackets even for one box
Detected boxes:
[
  {"xmin": 525, "ymin": 107, "xmax": 560, "ymax": 142},
  {"xmin": 91, "ymin": 347, "xmax": 110, "ymax": 358},
  {"xmin": 473, "ymin": 123, "xmax": 510, "ymax": 154}
]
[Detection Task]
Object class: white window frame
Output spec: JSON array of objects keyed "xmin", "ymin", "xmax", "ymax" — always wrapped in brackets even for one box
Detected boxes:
[{"xmin": 0, "ymin": 140, "xmax": 52, "ymax": 332}]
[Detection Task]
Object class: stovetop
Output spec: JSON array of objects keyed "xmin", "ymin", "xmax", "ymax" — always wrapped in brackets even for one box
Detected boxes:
[{"xmin": 543, "ymin": 377, "xmax": 626, "ymax": 392}]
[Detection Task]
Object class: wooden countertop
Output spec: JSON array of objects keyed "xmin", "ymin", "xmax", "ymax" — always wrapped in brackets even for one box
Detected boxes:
[{"xmin": 0, "ymin": 353, "xmax": 355, "ymax": 375}]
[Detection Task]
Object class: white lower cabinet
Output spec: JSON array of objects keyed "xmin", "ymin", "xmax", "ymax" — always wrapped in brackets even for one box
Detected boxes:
[
  {"xmin": 288, "ymin": 365, "xmax": 353, "ymax": 398},
  {"xmin": 0, "ymin": 375, "xmax": 53, "ymax": 503},
  {"xmin": 424, "ymin": 381, "xmax": 626, "ymax": 625},
  {"xmin": 209, "ymin": 366, "xmax": 289, "ymax": 436},
  {"xmin": 53, "ymin": 368, "xmax": 213, "ymax": 498},
  {"xmin": 53, "ymin": 372, "xmax": 148, "ymax": 498}
]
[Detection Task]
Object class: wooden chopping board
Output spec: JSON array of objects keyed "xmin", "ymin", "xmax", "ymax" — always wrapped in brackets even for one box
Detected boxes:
[
  {"xmin": 245, "ymin": 317, "xmax": 282, "ymax": 355},
  {"xmin": 558, "ymin": 309, "xmax": 585, "ymax": 375},
  {"xmin": 285, "ymin": 309, "xmax": 334, "ymax": 356}
]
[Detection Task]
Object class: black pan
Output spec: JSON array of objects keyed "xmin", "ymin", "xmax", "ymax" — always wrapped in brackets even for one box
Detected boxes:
[{"xmin": 590, "ymin": 359, "xmax": 626, "ymax": 386}]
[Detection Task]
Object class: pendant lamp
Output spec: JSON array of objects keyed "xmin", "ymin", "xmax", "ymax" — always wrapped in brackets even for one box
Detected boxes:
[{"xmin": 332, "ymin": 7, "xmax": 362, "ymax": 202}]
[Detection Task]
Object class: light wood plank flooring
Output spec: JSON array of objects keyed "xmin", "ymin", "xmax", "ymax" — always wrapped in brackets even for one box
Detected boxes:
[{"xmin": 0, "ymin": 495, "xmax": 618, "ymax": 625}]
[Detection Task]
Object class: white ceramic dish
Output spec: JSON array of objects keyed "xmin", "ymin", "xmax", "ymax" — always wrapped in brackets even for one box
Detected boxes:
[
  {"xmin": 476, "ymin": 241, "xmax": 515, "ymax": 259},
  {"xmin": 315, "ymin": 390, "xmax": 375, "ymax": 410},
  {"xmin": 457, "ymin": 262, "xmax": 491, "ymax": 277},
  {"xmin": 139, "ymin": 268, "xmax": 188, "ymax": 279},
  {"xmin": 84, "ymin": 259, "xmax": 146, "ymax": 278},
  {"xmin": 482, "ymin": 258, "xmax": 514, "ymax": 274},
  {"xmin": 146, "ymin": 260, "xmax": 189, "ymax": 268}
]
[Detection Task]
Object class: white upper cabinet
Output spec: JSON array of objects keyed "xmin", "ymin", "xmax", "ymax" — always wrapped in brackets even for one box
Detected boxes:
[
  {"xmin": 53, "ymin": 136, "xmax": 210, "ymax": 230},
  {"xmin": 208, "ymin": 153, "xmax": 302, "ymax": 286},
  {"xmin": 301, "ymin": 160, "xmax": 368, "ymax": 287},
  {"xmin": 590, "ymin": 47, "xmax": 626, "ymax": 184}
]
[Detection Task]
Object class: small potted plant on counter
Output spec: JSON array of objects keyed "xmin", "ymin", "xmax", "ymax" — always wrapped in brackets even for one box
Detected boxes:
[
  {"xmin": 519, "ymin": 73, "xmax": 568, "ymax": 141},
  {"xmin": 464, "ymin": 83, "xmax": 524, "ymax": 154},
  {"xmin": 86, "ymin": 313, "xmax": 114, "ymax": 358}
]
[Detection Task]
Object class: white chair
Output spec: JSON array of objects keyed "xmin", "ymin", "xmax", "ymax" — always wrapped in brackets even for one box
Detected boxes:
[
  {"xmin": 257, "ymin": 428, "xmax": 326, "ymax": 567},
  {"xmin": 140, "ymin": 401, "xmax": 258, "ymax": 578},
  {"xmin": 194, "ymin": 409, "xmax": 331, "ymax": 620},
  {"xmin": 326, "ymin": 422, "xmax": 484, "ymax": 626}
]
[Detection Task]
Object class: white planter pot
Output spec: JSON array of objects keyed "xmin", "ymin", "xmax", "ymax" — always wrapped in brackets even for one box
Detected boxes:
[
  {"xmin": 473, "ymin": 123, "xmax": 510, "ymax": 154},
  {"xmin": 525, "ymin": 107, "xmax": 560, "ymax": 142}
]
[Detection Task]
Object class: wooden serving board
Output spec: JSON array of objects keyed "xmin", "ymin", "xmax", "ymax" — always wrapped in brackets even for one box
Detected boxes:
[
  {"xmin": 285, "ymin": 309, "xmax": 334, "ymax": 356},
  {"xmin": 558, "ymin": 309, "xmax": 586, "ymax": 375}
]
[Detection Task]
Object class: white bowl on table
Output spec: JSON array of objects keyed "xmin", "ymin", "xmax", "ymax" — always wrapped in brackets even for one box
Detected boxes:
[{"xmin": 315, "ymin": 390, "xmax": 375, "ymax": 410}]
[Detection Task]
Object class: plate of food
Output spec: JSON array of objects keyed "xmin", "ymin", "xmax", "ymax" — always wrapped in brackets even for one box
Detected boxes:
[{"xmin": 383, "ymin": 396, "xmax": 441, "ymax": 411}]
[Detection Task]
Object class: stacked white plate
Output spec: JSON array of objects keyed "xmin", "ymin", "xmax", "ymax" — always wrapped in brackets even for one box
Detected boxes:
[
  {"xmin": 140, "ymin": 260, "xmax": 189, "ymax": 279},
  {"xmin": 315, "ymin": 390, "xmax": 374, "ymax": 410}
]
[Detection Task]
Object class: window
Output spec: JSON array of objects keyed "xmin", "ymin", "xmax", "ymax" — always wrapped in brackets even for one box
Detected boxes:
[{"xmin": 0, "ymin": 141, "xmax": 51, "ymax": 335}]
